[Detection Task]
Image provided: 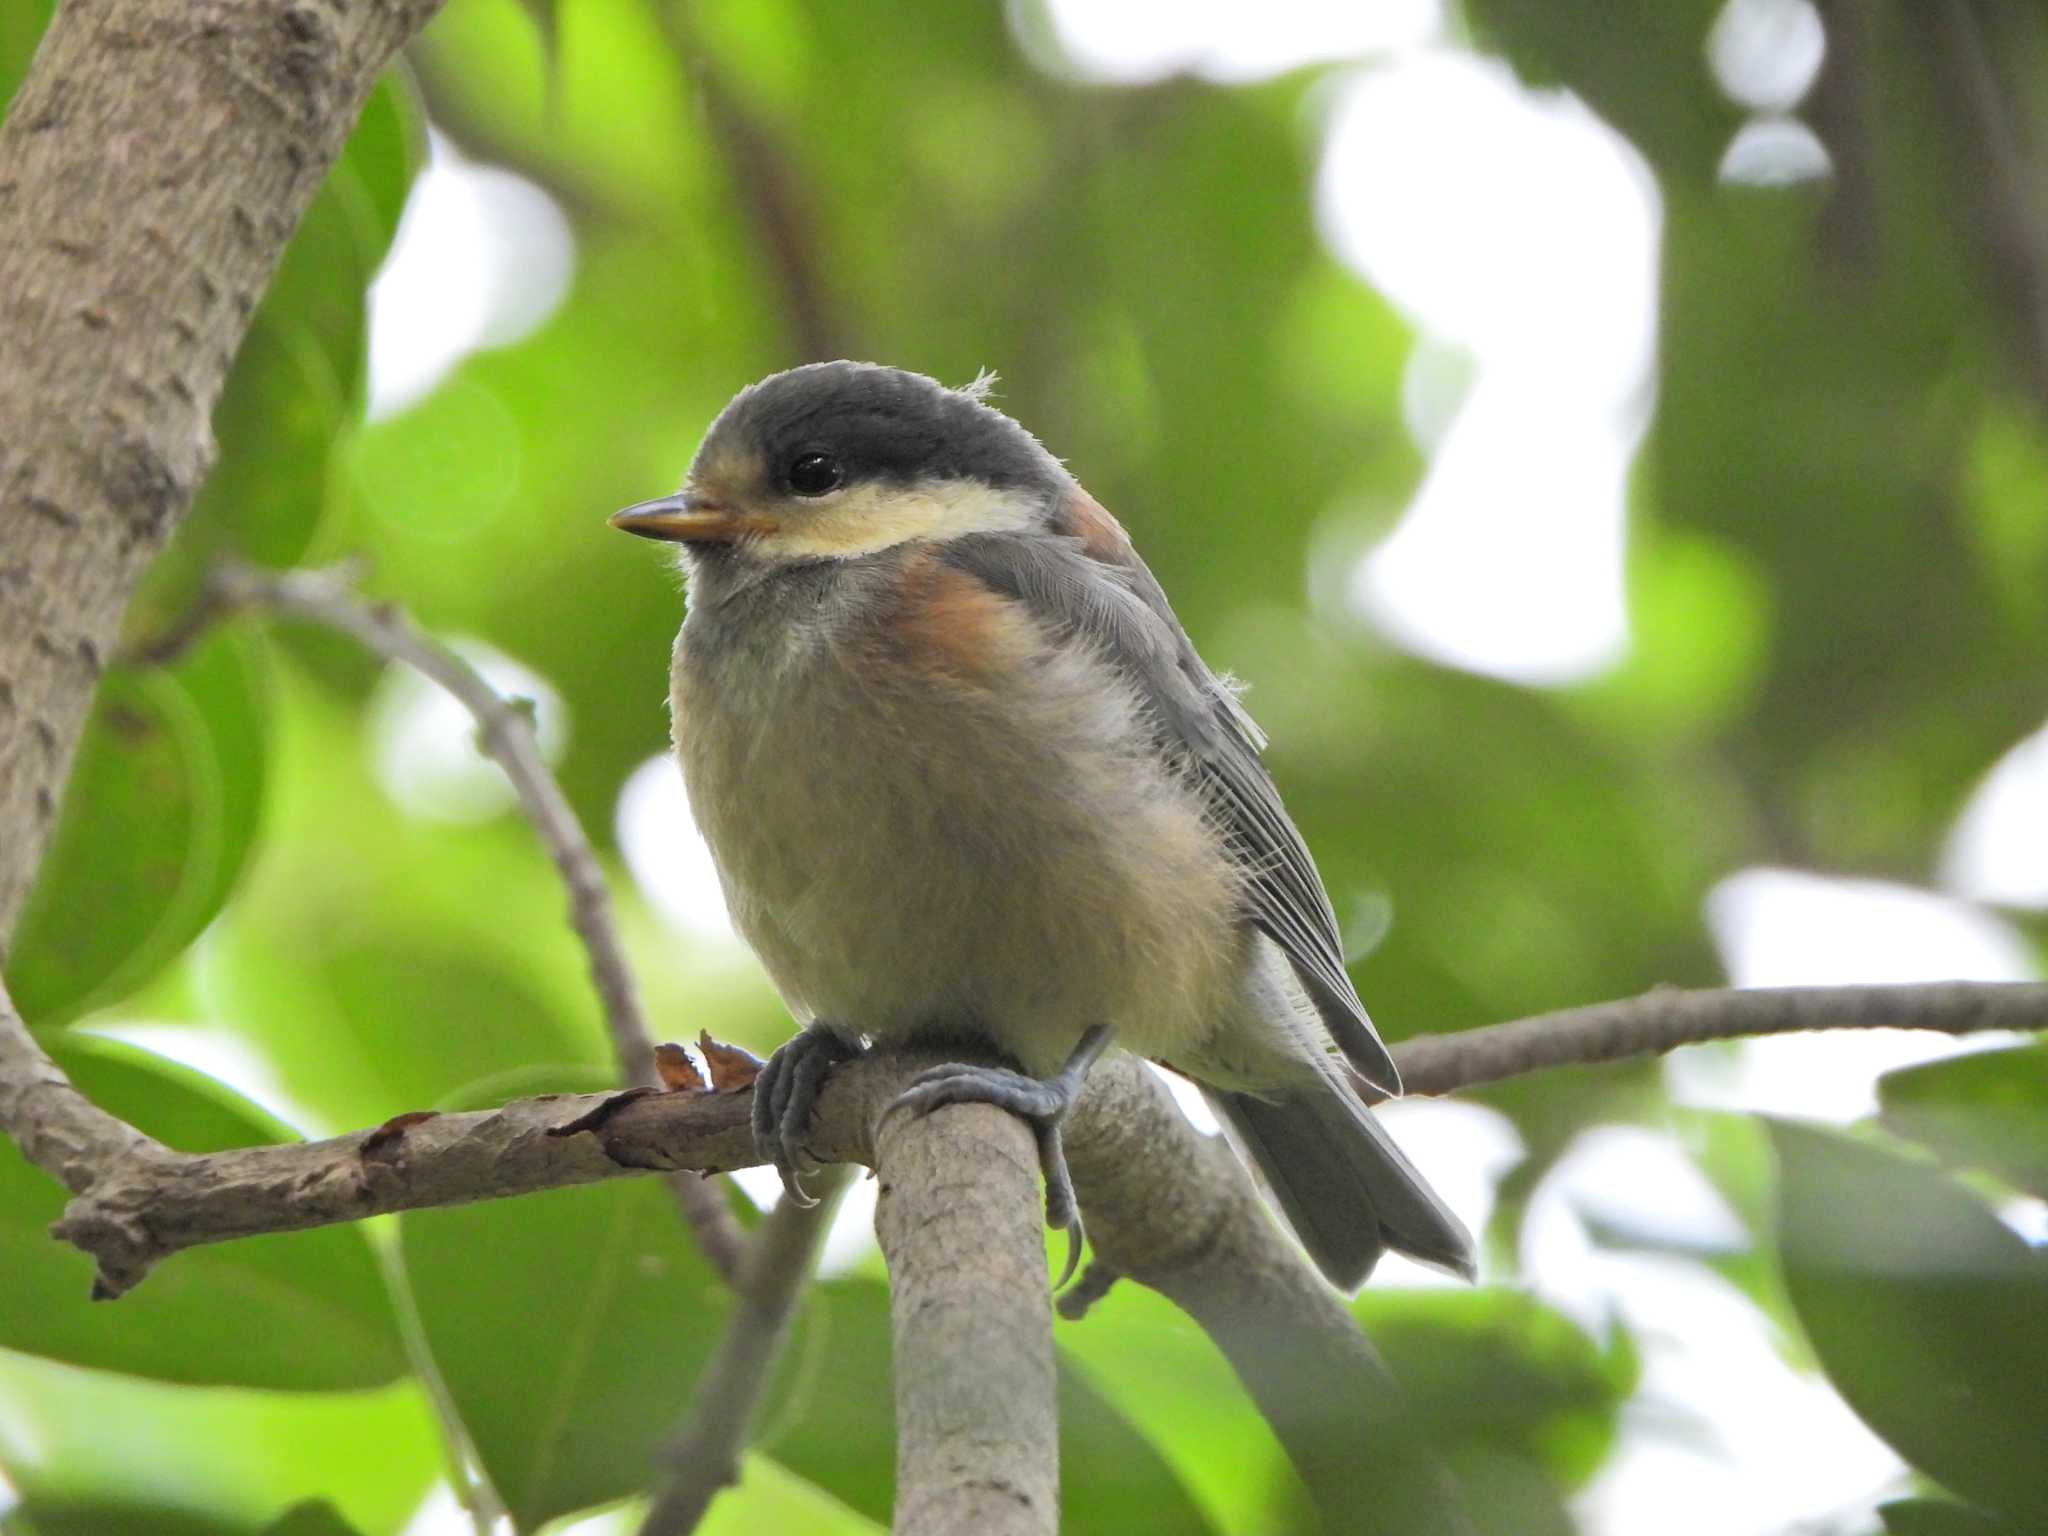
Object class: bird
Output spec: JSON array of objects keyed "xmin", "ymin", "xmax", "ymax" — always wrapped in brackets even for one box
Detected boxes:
[{"xmin": 611, "ymin": 361, "xmax": 1473, "ymax": 1289}]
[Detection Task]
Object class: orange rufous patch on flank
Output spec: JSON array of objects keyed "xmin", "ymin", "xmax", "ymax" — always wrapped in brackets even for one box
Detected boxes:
[
  {"xmin": 698, "ymin": 1032, "xmax": 765, "ymax": 1092},
  {"xmin": 865, "ymin": 550, "xmax": 1033, "ymax": 684},
  {"xmin": 653, "ymin": 1042, "xmax": 708, "ymax": 1092}
]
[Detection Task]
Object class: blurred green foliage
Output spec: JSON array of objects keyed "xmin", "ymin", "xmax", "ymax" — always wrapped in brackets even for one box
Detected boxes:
[{"xmin": 4, "ymin": 1, "xmax": 2047, "ymax": 1532}]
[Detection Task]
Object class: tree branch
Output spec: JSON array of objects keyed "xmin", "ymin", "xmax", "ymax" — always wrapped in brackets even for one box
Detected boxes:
[
  {"xmin": 154, "ymin": 561, "xmax": 750, "ymax": 1280},
  {"xmin": 0, "ymin": 972, "xmax": 162, "ymax": 1200},
  {"xmin": 875, "ymin": 1094, "xmax": 1060, "ymax": 1536},
  {"xmin": 639, "ymin": 1168, "xmax": 853, "ymax": 1536},
  {"xmin": 0, "ymin": 0, "xmax": 443, "ymax": 944},
  {"xmin": 13, "ymin": 980, "xmax": 2040, "ymax": 1295},
  {"xmin": 1386, "ymin": 981, "xmax": 2047, "ymax": 1098}
]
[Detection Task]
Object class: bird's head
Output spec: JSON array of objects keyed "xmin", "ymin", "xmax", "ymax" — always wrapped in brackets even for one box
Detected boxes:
[{"xmin": 610, "ymin": 362, "xmax": 1068, "ymax": 572}]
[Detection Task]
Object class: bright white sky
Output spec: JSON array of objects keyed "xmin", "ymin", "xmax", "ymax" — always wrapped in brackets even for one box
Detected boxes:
[{"xmin": 81, "ymin": 3, "xmax": 2047, "ymax": 1533}]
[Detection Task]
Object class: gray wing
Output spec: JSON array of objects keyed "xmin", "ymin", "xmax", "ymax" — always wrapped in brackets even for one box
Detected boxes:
[{"xmin": 941, "ymin": 515, "xmax": 1401, "ymax": 1094}]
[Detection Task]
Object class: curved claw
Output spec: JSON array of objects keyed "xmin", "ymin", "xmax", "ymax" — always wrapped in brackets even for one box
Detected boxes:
[
  {"xmin": 751, "ymin": 1025, "xmax": 858, "ymax": 1205},
  {"xmin": 1054, "ymin": 1221, "xmax": 1085, "ymax": 1291},
  {"xmin": 1038, "ymin": 1121, "xmax": 1086, "ymax": 1291}
]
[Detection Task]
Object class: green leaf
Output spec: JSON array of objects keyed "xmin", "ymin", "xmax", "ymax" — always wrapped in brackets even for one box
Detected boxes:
[
  {"xmin": 755, "ymin": 1278, "xmax": 1219, "ymax": 1535},
  {"xmin": 0, "ymin": 0, "xmax": 54, "ymax": 114},
  {"xmin": 1879, "ymin": 1043, "xmax": 2048, "ymax": 1198},
  {"xmin": 1879, "ymin": 1498, "xmax": 2028, "ymax": 1536},
  {"xmin": 2, "ymin": 1502, "xmax": 252, "ymax": 1536},
  {"xmin": 339, "ymin": 73, "xmax": 427, "ymax": 270},
  {"xmin": 0, "ymin": 1034, "xmax": 407, "ymax": 1389},
  {"xmin": 1050, "ymin": 1281, "xmax": 1305, "ymax": 1534},
  {"xmin": 7, "ymin": 631, "xmax": 268, "ymax": 1026},
  {"xmin": 696, "ymin": 1455, "xmax": 885, "ymax": 1535},
  {"xmin": 401, "ymin": 1176, "xmax": 726, "ymax": 1530},
  {"xmin": 1356, "ymin": 1287, "xmax": 1634, "ymax": 1490},
  {"xmin": 1769, "ymin": 1121, "xmax": 2048, "ymax": 1524},
  {"xmin": 260, "ymin": 1503, "xmax": 365, "ymax": 1536},
  {"xmin": 0, "ymin": 1350, "xmax": 438, "ymax": 1535}
]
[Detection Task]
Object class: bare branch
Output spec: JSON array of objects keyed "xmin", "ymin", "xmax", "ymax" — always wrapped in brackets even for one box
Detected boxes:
[
  {"xmin": 21, "ymin": 980, "xmax": 2042, "ymax": 1295},
  {"xmin": 179, "ymin": 561, "xmax": 749, "ymax": 1283},
  {"xmin": 0, "ymin": 972, "xmax": 163, "ymax": 1198},
  {"xmin": 1387, "ymin": 981, "xmax": 2048, "ymax": 1099},
  {"xmin": 0, "ymin": 0, "xmax": 443, "ymax": 943},
  {"xmin": 639, "ymin": 1169, "xmax": 854, "ymax": 1536},
  {"xmin": 877, "ymin": 1097, "xmax": 1060, "ymax": 1536},
  {"xmin": 24, "ymin": 980, "xmax": 2042, "ymax": 1294}
]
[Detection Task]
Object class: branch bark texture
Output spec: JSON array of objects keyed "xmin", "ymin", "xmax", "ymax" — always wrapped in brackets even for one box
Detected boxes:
[
  {"xmin": 0, "ymin": 0, "xmax": 441, "ymax": 943},
  {"xmin": 1387, "ymin": 981, "xmax": 2047, "ymax": 1098},
  {"xmin": 875, "ymin": 1097, "xmax": 1060, "ymax": 1536}
]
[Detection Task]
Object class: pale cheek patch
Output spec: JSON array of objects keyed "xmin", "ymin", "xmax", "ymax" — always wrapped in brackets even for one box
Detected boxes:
[{"xmin": 765, "ymin": 481, "xmax": 1040, "ymax": 559}]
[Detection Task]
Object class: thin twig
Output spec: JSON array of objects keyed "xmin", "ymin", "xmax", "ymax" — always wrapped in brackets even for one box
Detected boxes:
[
  {"xmin": 1385, "ymin": 980, "xmax": 2045, "ymax": 1098},
  {"xmin": 639, "ymin": 1168, "xmax": 854, "ymax": 1536},
  {"xmin": 182, "ymin": 561, "xmax": 747, "ymax": 1283}
]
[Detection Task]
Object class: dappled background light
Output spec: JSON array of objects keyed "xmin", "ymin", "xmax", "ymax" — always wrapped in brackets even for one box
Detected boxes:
[
  {"xmin": 1943, "ymin": 719, "xmax": 2048, "ymax": 907},
  {"xmin": 1319, "ymin": 51, "xmax": 1658, "ymax": 684},
  {"xmin": 366, "ymin": 133, "xmax": 575, "ymax": 419},
  {"xmin": 615, "ymin": 755, "xmax": 741, "ymax": 947},
  {"xmin": 368, "ymin": 639, "xmax": 569, "ymax": 825},
  {"xmin": 1707, "ymin": 867, "xmax": 2038, "ymax": 989}
]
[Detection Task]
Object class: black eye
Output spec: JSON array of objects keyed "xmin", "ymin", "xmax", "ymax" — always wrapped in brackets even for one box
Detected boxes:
[{"xmin": 787, "ymin": 452, "xmax": 841, "ymax": 496}]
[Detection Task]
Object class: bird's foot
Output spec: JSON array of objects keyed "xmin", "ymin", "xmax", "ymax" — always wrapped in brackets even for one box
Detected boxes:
[
  {"xmin": 752, "ymin": 1023, "xmax": 862, "ymax": 1207},
  {"xmin": 884, "ymin": 1024, "xmax": 1114, "ymax": 1288}
]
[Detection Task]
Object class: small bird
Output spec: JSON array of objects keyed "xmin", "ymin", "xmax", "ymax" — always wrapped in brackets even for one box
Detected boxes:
[{"xmin": 612, "ymin": 361, "xmax": 1473, "ymax": 1288}]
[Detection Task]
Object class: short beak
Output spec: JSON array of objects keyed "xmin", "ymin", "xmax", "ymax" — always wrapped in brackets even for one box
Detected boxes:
[{"xmin": 608, "ymin": 492, "xmax": 776, "ymax": 544}]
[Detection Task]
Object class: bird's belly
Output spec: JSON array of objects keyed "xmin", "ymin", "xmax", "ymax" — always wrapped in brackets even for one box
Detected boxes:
[{"xmin": 674, "ymin": 636, "xmax": 1243, "ymax": 1073}]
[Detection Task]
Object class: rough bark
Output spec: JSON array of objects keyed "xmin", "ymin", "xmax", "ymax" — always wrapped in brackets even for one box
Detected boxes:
[
  {"xmin": 0, "ymin": 0, "xmax": 442, "ymax": 945},
  {"xmin": 1387, "ymin": 981, "xmax": 2048, "ymax": 1098},
  {"xmin": 875, "ymin": 1097, "xmax": 1060, "ymax": 1536}
]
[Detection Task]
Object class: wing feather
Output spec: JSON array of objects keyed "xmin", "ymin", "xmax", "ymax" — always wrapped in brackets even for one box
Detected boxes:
[{"xmin": 940, "ymin": 502, "xmax": 1401, "ymax": 1093}]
